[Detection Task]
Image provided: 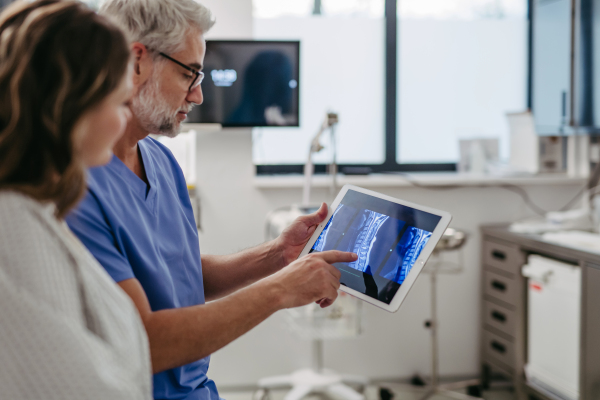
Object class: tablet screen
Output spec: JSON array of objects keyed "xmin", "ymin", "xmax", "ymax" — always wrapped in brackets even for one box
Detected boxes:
[{"xmin": 309, "ymin": 190, "xmax": 442, "ymax": 304}]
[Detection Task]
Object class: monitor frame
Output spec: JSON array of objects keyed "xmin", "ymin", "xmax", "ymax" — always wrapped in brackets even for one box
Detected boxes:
[{"xmin": 198, "ymin": 39, "xmax": 301, "ymax": 128}]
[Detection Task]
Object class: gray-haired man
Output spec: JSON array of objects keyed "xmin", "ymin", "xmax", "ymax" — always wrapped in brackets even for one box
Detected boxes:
[{"xmin": 66, "ymin": 1, "xmax": 357, "ymax": 400}]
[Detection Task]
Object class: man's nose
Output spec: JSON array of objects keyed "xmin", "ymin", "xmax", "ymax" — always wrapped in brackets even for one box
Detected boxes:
[{"xmin": 186, "ymin": 84, "xmax": 203, "ymax": 105}]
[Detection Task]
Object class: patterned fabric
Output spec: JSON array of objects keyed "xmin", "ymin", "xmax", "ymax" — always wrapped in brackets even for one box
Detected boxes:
[{"xmin": 0, "ymin": 191, "xmax": 152, "ymax": 400}]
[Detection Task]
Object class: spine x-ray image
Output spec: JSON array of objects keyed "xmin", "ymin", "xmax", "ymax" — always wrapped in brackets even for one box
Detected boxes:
[
  {"xmin": 380, "ymin": 227, "xmax": 431, "ymax": 284},
  {"xmin": 312, "ymin": 204, "xmax": 432, "ymax": 285}
]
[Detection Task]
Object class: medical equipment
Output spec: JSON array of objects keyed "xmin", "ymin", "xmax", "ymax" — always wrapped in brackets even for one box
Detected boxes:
[
  {"xmin": 298, "ymin": 185, "xmax": 452, "ymax": 313},
  {"xmin": 507, "ymin": 111, "xmax": 566, "ymax": 174},
  {"xmin": 259, "ymin": 115, "xmax": 370, "ymax": 400},
  {"xmin": 522, "ymin": 255, "xmax": 581, "ymax": 400},
  {"xmin": 186, "ymin": 40, "xmax": 300, "ymax": 127},
  {"xmin": 458, "ymin": 138, "xmax": 499, "ymax": 174},
  {"xmin": 302, "ymin": 112, "xmax": 339, "ymax": 206},
  {"xmin": 261, "ymin": 206, "xmax": 367, "ymax": 400},
  {"xmin": 416, "ymin": 228, "xmax": 483, "ymax": 400},
  {"xmin": 264, "ymin": 111, "xmax": 339, "ymax": 239},
  {"xmin": 256, "ymin": 291, "xmax": 367, "ymax": 400},
  {"xmin": 510, "ymin": 157, "xmax": 600, "ymax": 234}
]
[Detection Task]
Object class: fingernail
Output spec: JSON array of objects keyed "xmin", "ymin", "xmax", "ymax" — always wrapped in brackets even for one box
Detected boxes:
[{"xmin": 352, "ymin": 253, "xmax": 358, "ymax": 259}]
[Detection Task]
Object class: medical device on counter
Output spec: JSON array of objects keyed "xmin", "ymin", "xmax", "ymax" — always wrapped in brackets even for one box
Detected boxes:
[{"xmin": 510, "ymin": 157, "xmax": 600, "ymax": 234}]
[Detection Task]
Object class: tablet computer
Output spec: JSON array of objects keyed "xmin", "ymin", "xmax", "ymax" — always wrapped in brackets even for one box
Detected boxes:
[{"xmin": 299, "ymin": 185, "xmax": 452, "ymax": 313}]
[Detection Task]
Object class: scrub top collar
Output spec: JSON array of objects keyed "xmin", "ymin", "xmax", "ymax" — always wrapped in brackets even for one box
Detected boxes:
[{"xmin": 109, "ymin": 139, "xmax": 158, "ymax": 212}]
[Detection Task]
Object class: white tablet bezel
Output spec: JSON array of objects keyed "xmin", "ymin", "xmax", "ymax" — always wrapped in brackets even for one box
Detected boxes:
[{"xmin": 298, "ymin": 184, "xmax": 452, "ymax": 313}]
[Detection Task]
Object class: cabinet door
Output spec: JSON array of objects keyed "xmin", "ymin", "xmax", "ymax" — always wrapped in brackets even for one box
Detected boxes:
[
  {"xmin": 483, "ymin": 240, "xmax": 522, "ymax": 276},
  {"xmin": 482, "ymin": 329, "xmax": 516, "ymax": 370},
  {"xmin": 484, "ymin": 270, "xmax": 518, "ymax": 307},
  {"xmin": 484, "ymin": 300, "xmax": 517, "ymax": 338}
]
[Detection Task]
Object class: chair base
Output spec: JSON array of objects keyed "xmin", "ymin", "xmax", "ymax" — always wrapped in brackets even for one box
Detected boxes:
[{"xmin": 258, "ymin": 368, "xmax": 368, "ymax": 400}]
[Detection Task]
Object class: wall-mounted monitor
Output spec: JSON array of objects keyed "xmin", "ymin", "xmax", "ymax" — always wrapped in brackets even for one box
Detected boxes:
[{"xmin": 186, "ymin": 40, "xmax": 300, "ymax": 128}]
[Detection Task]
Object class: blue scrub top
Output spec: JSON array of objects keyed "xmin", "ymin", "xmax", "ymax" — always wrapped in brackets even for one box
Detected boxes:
[{"xmin": 66, "ymin": 137, "xmax": 220, "ymax": 400}]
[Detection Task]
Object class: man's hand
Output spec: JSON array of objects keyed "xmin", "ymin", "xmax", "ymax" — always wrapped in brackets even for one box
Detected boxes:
[
  {"xmin": 274, "ymin": 203, "xmax": 329, "ymax": 268},
  {"xmin": 266, "ymin": 250, "xmax": 358, "ymax": 309},
  {"xmin": 202, "ymin": 203, "xmax": 333, "ymax": 302}
]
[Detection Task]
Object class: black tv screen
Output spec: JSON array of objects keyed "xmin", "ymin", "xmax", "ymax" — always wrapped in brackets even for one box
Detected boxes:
[{"xmin": 186, "ymin": 40, "xmax": 300, "ymax": 127}]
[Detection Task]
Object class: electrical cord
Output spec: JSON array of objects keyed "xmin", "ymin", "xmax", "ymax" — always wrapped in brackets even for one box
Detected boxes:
[
  {"xmin": 557, "ymin": 184, "xmax": 589, "ymax": 212},
  {"xmin": 381, "ymin": 171, "xmax": 588, "ymax": 217},
  {"xmin": 497, "ymin": 184, "xmax": 551, "ymax": 216}
]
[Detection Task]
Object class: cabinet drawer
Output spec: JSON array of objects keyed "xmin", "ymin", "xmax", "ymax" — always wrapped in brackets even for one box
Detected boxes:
[
  {"xmin": 484, "ymin": 300, "xmax": 516, "ymax": 338},
  {"xmin": 483, "ymin": 329, "xmax": 515, "ymax": 368},
  {"xmin": 484, "ymin": 270, "xmax": 518, "ymax": 306},
  {"xmin": 483, "ymin": 240, "xmax": 522, "ymax": 275}
]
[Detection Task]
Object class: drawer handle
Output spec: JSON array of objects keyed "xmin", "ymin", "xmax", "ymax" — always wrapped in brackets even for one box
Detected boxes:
[
  {"xmin": 491, "ymin": 341, "xmax": 506, "ymax": 353},
  {"xmin": 491, "ymin": 311, "xmax": 506, "ymax": 322},
  {"xmin": 491, "ymin": 280, "xmax": 507, "ymax": 291},
  {"xmin": 491, "ymin": 250, "xmax": 506, "ymax": 261}
]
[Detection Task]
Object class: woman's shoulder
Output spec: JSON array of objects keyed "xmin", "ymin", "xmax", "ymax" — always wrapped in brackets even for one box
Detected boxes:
[
  {"xmin": 0, "ymin": 190, "xmax": 83, "ymax": 315},
  {"xmin": 0, "ymin": 189, "xmax": 73, "ymax": 262},
  {"xmin": 0, "ymin": 190, "xmax": 55, "ymax": 224},
  {"xmin": 0, "ymin": 190, "xmax": 63, "ymax": 250}
]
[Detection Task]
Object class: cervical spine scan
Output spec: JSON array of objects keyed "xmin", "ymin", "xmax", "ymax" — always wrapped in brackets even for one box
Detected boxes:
[{"xmin": 312, "ymin": 204, "xmax": 432, "ymax": 285}]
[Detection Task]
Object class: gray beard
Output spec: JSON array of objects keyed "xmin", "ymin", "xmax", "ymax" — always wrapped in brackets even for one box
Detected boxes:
[{"xmin": 131, "ymin": 74, "xmax": 181, "ymax": 138}]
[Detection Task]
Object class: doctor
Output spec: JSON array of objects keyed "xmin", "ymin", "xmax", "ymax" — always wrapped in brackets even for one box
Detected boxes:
[{"xmin": 65, "ymin": 1, "xmax": 357, "ymax": 400}]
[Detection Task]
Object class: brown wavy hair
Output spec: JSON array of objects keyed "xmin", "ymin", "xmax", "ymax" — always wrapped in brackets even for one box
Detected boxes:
[{"xmin": 0, "ymin": 0, "xmax": 130, "ymax": 218}]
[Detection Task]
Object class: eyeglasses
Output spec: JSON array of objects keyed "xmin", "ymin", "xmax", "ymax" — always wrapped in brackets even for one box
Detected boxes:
[{"xmin": 159, "ymin": 52, "xmax": 204, "ymax": 92}]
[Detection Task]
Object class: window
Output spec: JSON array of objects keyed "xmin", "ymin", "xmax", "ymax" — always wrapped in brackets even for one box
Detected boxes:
[
  {"xmin": 252, "ymin": 0, "xmax": 386, "ymax": 167},
  {"xmin": 255, "ymin": 0, "xmax": 529, "ymax": 174},
  {"xmin": 397, "ymin": 0, "xmax": 528, "ymax": 164}
]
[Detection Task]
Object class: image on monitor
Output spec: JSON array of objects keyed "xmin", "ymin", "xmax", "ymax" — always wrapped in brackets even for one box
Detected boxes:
[
  {"xmin": 186, "ymin": 40, "xmax": 300, "ymax": 127},
  {"xmin": 309, "ymin": 190, "xmax": 441, "ymax": 304}
]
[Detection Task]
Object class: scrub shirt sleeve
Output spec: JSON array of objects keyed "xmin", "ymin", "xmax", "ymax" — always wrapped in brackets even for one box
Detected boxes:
[{"xmin": 66, "ymin": 191, "xmax": 135, "ymax": 283}]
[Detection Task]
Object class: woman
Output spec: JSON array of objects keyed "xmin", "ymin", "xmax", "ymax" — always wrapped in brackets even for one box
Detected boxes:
[{"xmin": 0, "ymin": 1, "xmax": 151, "ymax": 399}]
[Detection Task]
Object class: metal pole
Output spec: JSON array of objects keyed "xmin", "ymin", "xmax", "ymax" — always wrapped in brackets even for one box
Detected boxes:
[
  {"xmin": 419, "ymin": 264, "xmax": 441, "ymax": 400},
  {"xmin": 431, "ymin": 268, "xmax": 439, "ymax": 389},
  {"xmin": 330, "ymin": 125, "xmax": 337, "ymax": 201}
]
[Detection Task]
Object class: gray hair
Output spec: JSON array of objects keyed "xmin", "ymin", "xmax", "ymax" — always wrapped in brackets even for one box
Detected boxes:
[{"xmin": 99, "ymin": 0, "xmax": 215, "ymax": 55}]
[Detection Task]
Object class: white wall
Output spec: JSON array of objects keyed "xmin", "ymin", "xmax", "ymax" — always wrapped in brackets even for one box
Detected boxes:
[
  {"xmin": 201, "ymin": 0, "xmax": 253, "ymax": 40},
  {"xmin": 196, "ymin": 0, "xmax": 583, "ymax": 387}
]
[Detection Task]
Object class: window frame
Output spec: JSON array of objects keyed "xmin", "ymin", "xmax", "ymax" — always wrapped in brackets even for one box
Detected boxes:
[{"xmin": 256, "ymin": 0, "xmax": 532, "ymax": 175}]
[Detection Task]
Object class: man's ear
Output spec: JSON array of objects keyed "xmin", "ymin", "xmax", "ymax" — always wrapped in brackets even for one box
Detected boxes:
[{"xmin": 130, "ymin": 42, "xmax": 152, "ymax": 88}]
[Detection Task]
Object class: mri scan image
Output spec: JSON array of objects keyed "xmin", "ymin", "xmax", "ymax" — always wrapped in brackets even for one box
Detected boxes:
[{"xmin": 312, "ymin": 204, "xmax": 432, "ymax": 285}]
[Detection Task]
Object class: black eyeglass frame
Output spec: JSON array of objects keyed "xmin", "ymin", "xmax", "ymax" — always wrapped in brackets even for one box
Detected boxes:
[{"xmin": 159, "ymin": 52, "xmax": 204, "ymax": 92}]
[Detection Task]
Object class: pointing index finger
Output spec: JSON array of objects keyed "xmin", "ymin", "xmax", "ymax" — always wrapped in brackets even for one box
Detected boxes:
[{"xmin": 315, "ymin": 250, "xmax": 358, "ymax": 264}]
